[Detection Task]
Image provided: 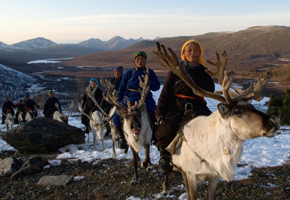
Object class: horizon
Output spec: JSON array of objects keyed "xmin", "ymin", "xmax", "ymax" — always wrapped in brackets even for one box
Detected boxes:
[{"xmin": 0, "ymin": 0, "xmax": 290, "ymax": 45}]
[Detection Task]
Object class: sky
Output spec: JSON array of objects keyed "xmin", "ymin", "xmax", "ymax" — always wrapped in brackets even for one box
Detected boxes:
[{"xmin": 0, "ymin": 0, "xmax": 289, "ymax": 44}]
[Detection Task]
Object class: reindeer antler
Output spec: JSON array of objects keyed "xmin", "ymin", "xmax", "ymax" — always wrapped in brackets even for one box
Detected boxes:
[
  {"xmin": 206, "ymin": 51, "xmax": 228, "ymax": 85},
  {"xmin": 134, "ymin": 67, "xmax": 150, "ymax": 111},
  {"xmin": 78, "ymin": 101, "xmax": 93, "ymax": 121},
  {"xmin": 86, "ymin": 86, "xmax": 108, "ymax": 117},
  {"xmin": 153, "ymin": 42, "xmax": 227, "ymax": 103},
  {"xmin": 100, "ymin": 78, "xmax": 128, "ymax": 113},
  {"xmin": 67, "ymin": 101, "xmax": 74, "ymax": 116}
]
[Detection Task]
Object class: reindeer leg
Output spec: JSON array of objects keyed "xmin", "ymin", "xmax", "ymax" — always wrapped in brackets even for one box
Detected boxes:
[
  {"xmin": 162, "ymin": 175, "xmax": 169, "ymax": 194},
  {"xmin": 208, "ymin": 177, "xmax": 219, "ymax": 200},
  {"xmin": 141, "ymin": 144, "xmax": 152, "ymax": 170},
  {"xmin": 130, "ymin": 147, "xmax": 139, "ymax": 185},
  {"xmin": 111, "ymin": 138, "xmax": 116, "ymax": 158},
  {"xmin": 86, "ymin": 133, "xmax": 90, "ymax": 143},
  {"xmin": 111, "ymin": 124, "xmax": 117, "ymax": 158},
  {"xmin": 183, "ymin": 172, "xmax": 197, "ymax": 200}
]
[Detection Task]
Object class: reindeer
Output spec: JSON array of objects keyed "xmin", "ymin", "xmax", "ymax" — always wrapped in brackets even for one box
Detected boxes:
[
  {"xmin": 53, "ymin": 101, "xmax": 74, "ymax": 124},
  {"xmin": 4, "ymin": 112, "xmax": 15, "ymax": 130},
  {"xmin": 153, "ymin": 42, "xmax": 280, "ymax": 200},
  {"xmin": 100, "ymin": 68, "xmax": 152, "ymax": 184},
  {"xmin": 78, "ymin": 87, "xmax": 108, "ymax": 151},
  {"xmin": 25, "ymin": 105, "xmax": 38, "ymax": 122},
  {"xmin": 16, "ymin": 110, "xmax": 24, "ymax": 125}
]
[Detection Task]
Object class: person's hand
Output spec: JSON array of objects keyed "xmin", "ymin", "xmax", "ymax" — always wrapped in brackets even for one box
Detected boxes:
[{"xmin": 155, "ymin": 116, "xmax": 164, "ymax": 125}]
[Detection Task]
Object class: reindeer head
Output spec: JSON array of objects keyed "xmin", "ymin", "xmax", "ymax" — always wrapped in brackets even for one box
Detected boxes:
[
  {"xmin": 153, "ymin": 42, "xmax": 280, "ymax": 140},
  {"xmin": 101, "ymin": 68, "xmax": 150, "ymax": 137}
]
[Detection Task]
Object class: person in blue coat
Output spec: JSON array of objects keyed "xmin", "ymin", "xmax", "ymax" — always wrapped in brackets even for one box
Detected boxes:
[
  {"xmin": 113, "ymin": 51, "xmax": 160, "ymax": 149},
  {"xmin": 43, "ymin": 90, "xmax": 61, "ymax": 118}
]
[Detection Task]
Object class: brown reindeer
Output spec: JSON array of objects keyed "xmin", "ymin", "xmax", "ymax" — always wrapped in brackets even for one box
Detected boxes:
[
  {"xmin": 153, "ymin": 42, "xmax": 280, "ymax": 200},
  {"xmin": 100, "ymin": 68, "xmax": 152, "ymax": 184}
]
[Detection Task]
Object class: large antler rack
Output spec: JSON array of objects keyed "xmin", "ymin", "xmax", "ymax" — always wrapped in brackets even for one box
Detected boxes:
[
  {"xmin": 153, "ymin": 42, "xmax": 271, "ymax": 105},
  {"xmin": 153, "ymin": 42, "xmax": 228, "ymax": 104},
  {"xmin": 100, "ymin": 79, "xmax": 128, "ymax": 114},
  {"xmin": 86, "ymin": 85, "xmax": 108, "ymax": 117},
  {"xmin": 100, "ymin": 67, "xmax": 150, "ymax": 114},
  {"xmin": 134, "ymin": 67, "xmax": 150, "ymax": 111}
]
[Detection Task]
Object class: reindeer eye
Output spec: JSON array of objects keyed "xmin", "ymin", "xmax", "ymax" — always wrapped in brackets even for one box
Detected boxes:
[{"xmin": 233, "ymin": 109, "xmax": 243, "ymax": 116}]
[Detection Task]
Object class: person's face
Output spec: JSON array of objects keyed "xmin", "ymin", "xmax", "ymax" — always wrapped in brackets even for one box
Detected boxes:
[
  {"xmin": 5, "ymin": 98, "xmax": 8, "ymax": 102},
  {"xmin": 19, "ymin": 100, "xmax": 23, "ymax": 104},
  {"xmin": 90, "ymin": 80, "xmax": 97, "ymax": 88},
  {"xmin": 182, "ymin": 43, "xmax": 201, "ymax": 64},
  {"xmin": 114, "ymin": 70, "xmax": 122, "ymax": 79},
  {"xmin": 49, "ymin": 92, "xmax": 54, "ymax": 98},
  {"xmin": 134, "ymin": 56, "xmax": 146, "ymax": 68}
]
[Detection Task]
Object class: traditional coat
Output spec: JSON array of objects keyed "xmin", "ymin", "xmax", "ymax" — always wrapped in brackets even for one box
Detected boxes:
[{"xmin": 155, "ymin": 61, "xmax": 215, "ymax": 148}]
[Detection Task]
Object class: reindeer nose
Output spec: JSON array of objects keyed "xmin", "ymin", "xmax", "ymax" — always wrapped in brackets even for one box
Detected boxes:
[{"xmin": 269, "ymin": 116, "xmax": 280, "ymax": 131}]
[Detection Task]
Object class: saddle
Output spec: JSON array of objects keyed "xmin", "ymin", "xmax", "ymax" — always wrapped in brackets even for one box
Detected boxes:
[{"xmin": 166, "ymin": 103, "xmax": 195, "ymax": 155}]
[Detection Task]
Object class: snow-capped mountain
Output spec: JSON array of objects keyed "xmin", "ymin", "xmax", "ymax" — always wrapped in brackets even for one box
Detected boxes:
[
  {"xmin": 78, "ymin": 36, "xmax": 144, "ymax": 51},
  {"xmin": 0, "ymin": 63, "xmax": 36, "ymax": 104},
  {"xmin": 12, "ymin": 37, "xmax": 57, "ymax": 49}
]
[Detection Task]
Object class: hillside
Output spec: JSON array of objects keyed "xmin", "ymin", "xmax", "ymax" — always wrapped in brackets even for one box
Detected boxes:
[{"xmin": 65, "ymin": 26, "xmax": 290, "ymax": 74}]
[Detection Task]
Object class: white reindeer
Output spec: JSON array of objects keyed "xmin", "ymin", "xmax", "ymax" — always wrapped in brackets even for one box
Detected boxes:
[
  {"xmin": 53, "ymin": 101, "xmax": 74, "ymax": 124},
  {"xmin": 107, "ymin": 106, "xmax": 118, "ymax": 158},
  {"xmin": 15, "ymin": 108, "xmax": 24, "ymax": 125},
  {"xmin": 17, "ymin": 111, "xmax": 24, "ymax": 125},
  {"xmin": 78, "ymin": 88, "xmax": 108, "ymax": 151},
  {"xmin": 25, "ymin": 105, "xmax": 38, "ymax": 122},
  {"xmin": 100, "ymin": 68, "xmax": 152, "ymax": 184},
  {"xmin": 153, "ymin": 42, "xmax": 280, "ymax": 200},
  {"xmin": 4, "ymin": 112, "xmax": 15, "ymax": 130}
]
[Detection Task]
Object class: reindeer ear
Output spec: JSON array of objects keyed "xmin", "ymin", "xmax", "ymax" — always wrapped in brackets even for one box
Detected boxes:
[
  {"xmin": 217, "ymin": 103, "xmax": 230, "ymax": 118},
  {"xmin": 116, "ymin": 109, "xmax": 126, "ymax": 118}
]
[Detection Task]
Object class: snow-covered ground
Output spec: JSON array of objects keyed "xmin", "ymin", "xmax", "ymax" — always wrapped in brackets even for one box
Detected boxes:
[{"xmin": 0, "ymin": 84, "xmax": 289, "ymax": 200}]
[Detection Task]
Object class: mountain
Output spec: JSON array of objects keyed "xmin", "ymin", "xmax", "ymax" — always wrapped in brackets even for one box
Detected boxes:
[
  {"xmin": 78, "ymin": 36, "xmax": 144, "ymax": 51},
  {"xmin": 65, "ymin": 26, "xmax": 290, "ymax": 73},
  {"xmin": 78, "ymin": 38, "xmax": 104, "ymax": 50},
  {"xmin": 0, "ymin": 63, "xmax": 36, "ymax": 104},
  {"xmin": 12, "ymin": 37, "xmax": 57, "ymax": 49},
  {"xmin": 104, "ymin": 36, "xmax": 144, "ymax": 51}
]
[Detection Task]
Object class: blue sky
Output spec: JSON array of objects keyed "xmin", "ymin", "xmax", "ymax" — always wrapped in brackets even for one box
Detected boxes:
[{"xmin": 0, "ymin": 0, "xmax": 289, "ymax": 44}]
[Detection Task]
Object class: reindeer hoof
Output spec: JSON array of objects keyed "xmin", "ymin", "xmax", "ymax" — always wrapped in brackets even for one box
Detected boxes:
[{"xmin": 130, "ymin": 179, "xmax": 139, "ymax": 185}]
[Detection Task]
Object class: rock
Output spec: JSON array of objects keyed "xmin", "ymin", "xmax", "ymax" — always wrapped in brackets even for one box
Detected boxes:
[
  {"xmin": 37, "ymin": 175, "xmax": 74, "ymax": 186},
  {"xmin": 1, "ymin": 117, "xmax": 85, "ymax": 154},
  {"xmin": 0, "ymin": 157, "xmax": 23, "ymax": 176},
  {"xmin": 11, "ymin": 157, "xmax": 49, "ymax": 180}
]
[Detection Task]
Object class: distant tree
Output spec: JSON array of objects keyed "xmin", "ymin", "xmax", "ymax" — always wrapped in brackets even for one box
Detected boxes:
[{"xmin": 267, "ymin": 89, "xmax": 290, "ymax": 125}]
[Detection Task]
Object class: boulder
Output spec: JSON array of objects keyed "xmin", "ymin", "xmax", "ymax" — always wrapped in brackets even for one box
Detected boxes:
[
  {"xmin": 11, "ymin": 157, "xmax": 49, "ymax": 180},
  {"xmin": 1, "ymin": 117, "xmax": 85, "ymax": 154},
  {"xmin": 37, "ymin": 175, "xmax": 74, "ymax": 186},
  {"xmin": 0, "ymin": 157, "xmax": 23, "ymax": 176}
]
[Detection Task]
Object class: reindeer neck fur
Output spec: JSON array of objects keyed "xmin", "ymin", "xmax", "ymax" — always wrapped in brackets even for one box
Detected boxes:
[
  {"xmin": 89, "ymin": 110, "xmax": 103, "ymax": 126},
  {"xmin": 123, "ymin": 110, "xmax": 152, "ymax": 153},
  {"xmin": 5, "ymin": 113, "xmax": 15, "ymax": 126},
  {"xmin": 177, "ymin": 110, "xmax": 244, "ymax": 182}
]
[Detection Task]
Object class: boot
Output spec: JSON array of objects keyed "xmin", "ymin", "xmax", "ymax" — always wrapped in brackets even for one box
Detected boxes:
[
  {"xmin": 116, "ymin": 126, "xmax": 128, "ymax": 149},
  {"xmin": 159, "ymin": 147, "xmax": 173, "ymax": 175}
]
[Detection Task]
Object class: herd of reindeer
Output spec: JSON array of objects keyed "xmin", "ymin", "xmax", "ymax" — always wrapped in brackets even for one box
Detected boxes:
[{"xmin": 1, "ymin": 43, "xmax": 281, "ymax": 200}]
